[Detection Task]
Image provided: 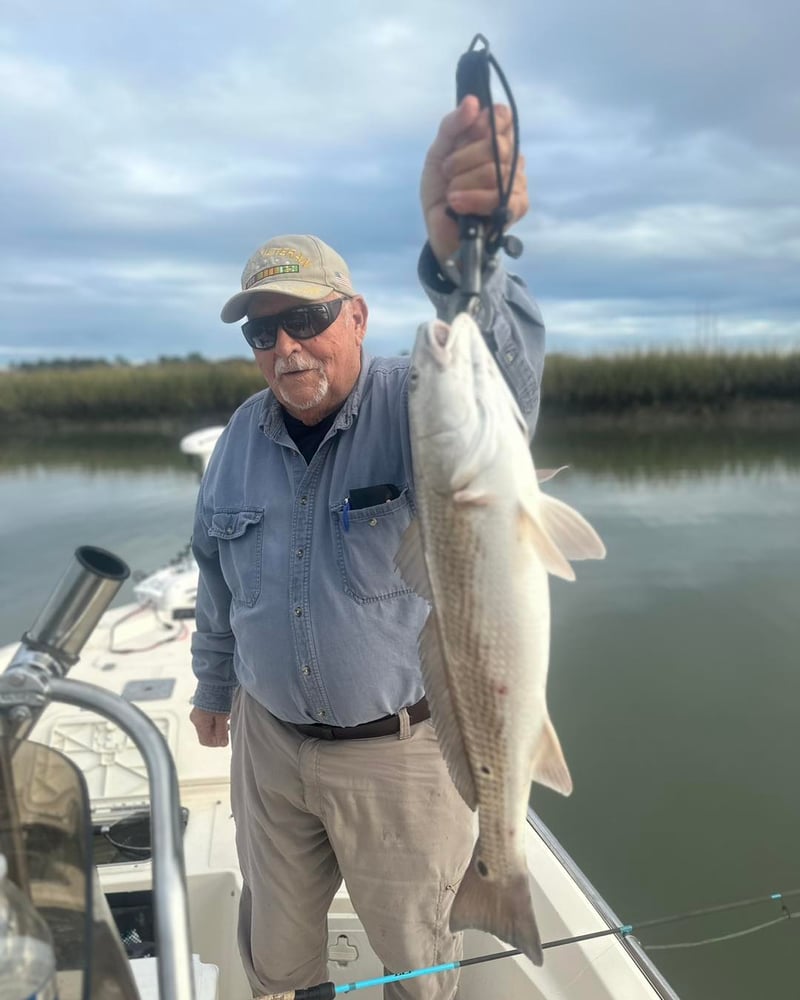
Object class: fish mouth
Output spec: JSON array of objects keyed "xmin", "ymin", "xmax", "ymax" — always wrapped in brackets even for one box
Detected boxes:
[{"xmin": 426, "ymin": 320, "xmax": 455, "ymax": 368}]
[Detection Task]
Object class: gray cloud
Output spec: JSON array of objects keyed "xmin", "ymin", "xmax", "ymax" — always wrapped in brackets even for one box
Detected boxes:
[{"xmin": 1, "ymin": 0, "xmax": 798, "ymax": 363}]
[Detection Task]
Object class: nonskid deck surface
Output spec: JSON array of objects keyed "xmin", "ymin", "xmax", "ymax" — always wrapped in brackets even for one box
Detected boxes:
[{"xmin": 2, "ymin": 589, "xmax": 675, "ymax": 1000}]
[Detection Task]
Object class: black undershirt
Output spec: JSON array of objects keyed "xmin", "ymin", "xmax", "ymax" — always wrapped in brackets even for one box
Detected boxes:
[
  {"xmin": 282, "ymin": 408, "xmax": 340, "ymax": 463},
  {"xmin": 280, "ymin": 244, "xmax": 447, "ymax": 465}
]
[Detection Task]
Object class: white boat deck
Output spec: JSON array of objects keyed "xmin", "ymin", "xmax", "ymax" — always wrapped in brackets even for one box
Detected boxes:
[{"xmin": 0, "ymin": 595, "xmax": 678, "ymax": 999}]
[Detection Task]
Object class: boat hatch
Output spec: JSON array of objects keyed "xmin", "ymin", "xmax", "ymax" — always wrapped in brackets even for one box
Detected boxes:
[{"xmin": 122, "ymin": 679, "xmax": 176, "ymax": 702}]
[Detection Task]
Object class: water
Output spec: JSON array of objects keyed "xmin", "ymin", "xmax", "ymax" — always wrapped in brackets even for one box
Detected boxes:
[
  {"xmin": 0, "ymin": 430, "xmax": 201, "ymax": 638},
  {"xmin": 533, "ymin": 423, "xmax": 800, "ymax": 998},
  {"xmin": 1, "ymin": 423, "xmax": 799, "ymax": 998}
]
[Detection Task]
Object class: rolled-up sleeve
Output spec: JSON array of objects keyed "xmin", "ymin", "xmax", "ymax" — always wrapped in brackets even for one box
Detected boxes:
[
  {"xmin": 190, "ymin": 488, "xmax": 239, "ymax": 713},
  {"xmin": 418, "ymin": 242, "xmax": 546, "ymax": 438}
]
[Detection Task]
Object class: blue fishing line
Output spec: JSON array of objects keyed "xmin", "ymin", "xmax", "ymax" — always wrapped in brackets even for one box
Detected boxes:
[{"xmin": 277, "ymin": 887, "xmax": 800, "ymax": 1000}]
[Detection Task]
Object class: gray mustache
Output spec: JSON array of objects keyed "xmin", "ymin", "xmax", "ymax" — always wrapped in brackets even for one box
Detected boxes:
[{"xmin": 275, "ymin": 359, "xmax": 324, "ymax": 376}]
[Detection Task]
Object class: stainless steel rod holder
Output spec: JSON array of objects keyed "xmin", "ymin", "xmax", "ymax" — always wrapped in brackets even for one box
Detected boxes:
[{"xmin": 21, "ymin": 546, "xmax": 130, "ymax": 671}]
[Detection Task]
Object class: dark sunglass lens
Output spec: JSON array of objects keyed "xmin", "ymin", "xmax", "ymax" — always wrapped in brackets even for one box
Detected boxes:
[
  {"xmin": 307, "ymin": 299, "xmax": 345, "ymax": 336},
  {"xmin": 281, "ymin": 309, "xmax": 313, "ymax": 337},
  {"xmin": 242, "ymin": 318, "xmax": 278, "ymax": 351},
  {"xmin": 242, "ymin": 298, "xmax": 347, "ymax": 349}
]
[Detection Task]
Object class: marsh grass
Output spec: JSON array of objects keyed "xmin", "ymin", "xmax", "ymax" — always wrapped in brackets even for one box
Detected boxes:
[
  {"xmin": 541, "ymin": 349, "xmax": 800, "ymax": 414},
  {"xmin": 0, "ymin": 359, "xmax": 262, "ymax": 425},
  {"xmin": 1, "ymin": 350, "xmax": 799, "ymax": 426}
]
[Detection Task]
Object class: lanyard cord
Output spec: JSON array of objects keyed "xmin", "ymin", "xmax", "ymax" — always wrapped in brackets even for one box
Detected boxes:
[
  {"xmin": 479, "ymin": 41, "xmax": 521, "ymax": 256},
  {"xmin": 452, "ymin": 35, "xmax": 523, "ymax": 315}
]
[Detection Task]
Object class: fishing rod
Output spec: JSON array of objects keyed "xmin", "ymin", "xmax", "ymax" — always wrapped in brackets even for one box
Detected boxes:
[
  {"xmin": 449, "ymin": 34, "xmax": 524, "ymax": 319},
  {"xmin": 256, "ymin": 887, "xmax": 800, "ymax": 1000}
]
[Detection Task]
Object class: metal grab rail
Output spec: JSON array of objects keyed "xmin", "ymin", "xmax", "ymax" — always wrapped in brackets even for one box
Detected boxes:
[
  {"xmin": 1, "ymin": 546, "xmax": 196, "ymax": 1000},
  {"xmin": 47, "ymin": 675, "xmax": 196, "ymax": 1000}
]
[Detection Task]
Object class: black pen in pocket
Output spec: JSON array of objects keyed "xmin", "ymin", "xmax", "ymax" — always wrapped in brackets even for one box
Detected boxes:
[{"xmin": 342, "ymin": 496, "xmax": 350, "ymax": 533}]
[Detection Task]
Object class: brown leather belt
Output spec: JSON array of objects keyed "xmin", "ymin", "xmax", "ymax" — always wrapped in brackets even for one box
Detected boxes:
[{"xmin": 286, "ymin": 697, "xmax": 429, "ymax": 741}]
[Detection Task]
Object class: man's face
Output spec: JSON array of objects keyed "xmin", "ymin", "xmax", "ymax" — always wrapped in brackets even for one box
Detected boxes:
[{"xmin": 246, "ymin": 292, "xmax": 368, "ymax": 425}]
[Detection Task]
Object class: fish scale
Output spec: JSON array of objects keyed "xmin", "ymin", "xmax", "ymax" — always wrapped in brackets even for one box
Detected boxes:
[
  {"xmin": 397, "ymin": 312, "xmax": 606, "ymax": 967},
  {"xmin": 421, "ymin": 496, "xmax": 549, "ymax": 874}
]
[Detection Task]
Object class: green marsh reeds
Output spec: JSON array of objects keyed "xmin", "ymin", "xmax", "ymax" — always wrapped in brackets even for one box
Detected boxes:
[
  {"xmin": 541, "ymin": 349, "xmax": 800, "ymax": 415},
  {"xmin": 1, "ymin": 350, "xmax": 799, "ymax": 427},
  {"xmin": 0, "ymin": 359, "xmax": 262, "ymax": 427}
]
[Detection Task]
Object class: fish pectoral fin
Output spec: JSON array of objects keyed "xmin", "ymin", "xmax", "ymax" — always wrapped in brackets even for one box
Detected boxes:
[
  {"xmin": 453, "ymin": 488, "xmax": 496, "ymax": 506},
  {"xmin": 538, "ymin": 493, "xmax": 607, "ymax": 563},
  {"xmin": 394, "ymin": 519, "xmax": 434, "ymax": 602},
  {"xmin": 450, "ymin": 846, "xmax": 543, "ymax": 967},
  {"xmin": 531, "ymin": 717, "xmax": 573, "ymax": 796},
  {"xmin": 419, "ymin": 612, "xmax": 478, "ymax": 810},
  {"xmin": 518, "ymin": 504, "xmax": 576, "ymax": 581},
  {"xmin": 536, "ymin": 464, "xmax": 569, "ymax": 484}
]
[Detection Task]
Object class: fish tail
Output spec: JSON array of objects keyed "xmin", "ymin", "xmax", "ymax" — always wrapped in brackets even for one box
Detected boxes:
[{"xmin": 450, "ymin": 844, "xmax": 543, "ymax": 967}]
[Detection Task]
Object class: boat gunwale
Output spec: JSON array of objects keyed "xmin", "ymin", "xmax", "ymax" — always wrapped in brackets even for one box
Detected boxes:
[{"xmin": 527, "ymin": 807, "xmax": 681, "ymax": 1000}]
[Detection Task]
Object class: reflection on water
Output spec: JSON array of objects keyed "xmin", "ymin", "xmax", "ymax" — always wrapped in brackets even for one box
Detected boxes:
[
  {"xmin": 4, "ymin": 418, "xmax": 800, "ymax": 478},
  {"xmin": 1, "ymin": 425, "xmax": 798, "ymax": 1000},
  {"xmin": 0, "ymin": 427, "xmax": 198, "ymax": 474},
  {"xmin": 536, "ymin": 418, "xmax": 800, "ymax": 479},
  {"xmin": 0, "ymin": 430, "xmax": 203, "ymax": 643},
  {"xmin": 532, "ymin": 432, "xmax": 800, "ymax": 1000}
]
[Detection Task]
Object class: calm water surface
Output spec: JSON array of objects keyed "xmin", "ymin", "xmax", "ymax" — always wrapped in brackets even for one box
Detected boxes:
[{"xmin": 1, "ymin": 423, "xmax": 798, "ymax": 999}]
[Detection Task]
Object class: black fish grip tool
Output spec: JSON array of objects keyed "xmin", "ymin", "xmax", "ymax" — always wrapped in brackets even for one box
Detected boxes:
[{"xmin": 450, "ymin": 34, "xmax": 523, "ymax": 316}]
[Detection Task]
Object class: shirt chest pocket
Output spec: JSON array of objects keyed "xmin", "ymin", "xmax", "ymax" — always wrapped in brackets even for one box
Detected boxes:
[
  {"xmin": 208, "ymin": 508, "xmax": 265, "ymax": 607},
  {"xmin": 330, "ymin": 489, "xmax": 414, "ymax": 604}
]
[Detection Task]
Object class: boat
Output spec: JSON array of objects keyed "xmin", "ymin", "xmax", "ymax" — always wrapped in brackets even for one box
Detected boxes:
[{"xmin": 0, "ymin": 427, "xmax": 680, "ymax": 999}]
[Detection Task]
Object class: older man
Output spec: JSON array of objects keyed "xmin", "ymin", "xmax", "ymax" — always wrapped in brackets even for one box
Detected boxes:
[{"xmin": 189, "ymin": 96, "xmax": 545, "ymax": 999}]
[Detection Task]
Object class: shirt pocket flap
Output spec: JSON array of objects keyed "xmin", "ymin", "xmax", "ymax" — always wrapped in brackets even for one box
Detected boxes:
[{"xmin": 208, "ymin": 508, "xmax": 264, "ymax": 540}]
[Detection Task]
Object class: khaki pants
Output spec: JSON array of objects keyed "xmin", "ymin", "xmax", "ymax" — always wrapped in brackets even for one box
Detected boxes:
[{"xmin": 230, "ymin": 688, "xmax": 476, "ymax": 1000}]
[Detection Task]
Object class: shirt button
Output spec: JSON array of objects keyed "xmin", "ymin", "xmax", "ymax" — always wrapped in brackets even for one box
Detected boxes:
[
  {"xmin": 299, "ymin": 496, "xmax": 308, "ymax": 506},
  {"xmin": 317, "ymin": 709, "xmax": 327, "ymax": 719},
  {"xmin": 369, "ymin": 518, "xmax": 377, "ymax": 527},
  {"xmin": 294, "ymin": 607, "xmax": 303, "ymax": 617},
  {"xmin": 225, "ymin": 527, "xmax": 233, "ymax": 534},
  {"xmin": 301, "ymin": 666, "xmax": 311, "ymax": 676},
  {"xmin": 296, "ymin": 548, "xmax": 304, "ymax": 558}
]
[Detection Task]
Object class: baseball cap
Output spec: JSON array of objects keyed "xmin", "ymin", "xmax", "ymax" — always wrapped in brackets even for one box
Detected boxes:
[{"xmin": 220, "ymin": 234, "xmax": 355, "ymax": 323}]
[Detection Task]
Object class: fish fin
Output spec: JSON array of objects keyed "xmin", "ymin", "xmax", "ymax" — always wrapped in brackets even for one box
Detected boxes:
[
  {"xmin": 394, "ymin": 519, "xmax": 434, "ymax": 602},
  {"xmin": 453, "ymin": 489, "xmax": 495, "ymax": 506},
  {"xmin": 419, "ymin": 612, "xmax": 478, "ymax": 810},
  {"xmin": 450, "ymin": 845, "xmax": 543, "ymax": 967},
  {"xmin": 517, "ymin": 504, "xmax": 576, "ymax": 581},
  {"xmin": 537, "ymin": 493, "xmax": 607, "ymax": 563},
  {"xmin": 531, "ymin": 716, "xmax": 573, "ymax": 796},
  {"xmin": 536, "ymin": 464, "xmax": 569, "ymax": 484}
]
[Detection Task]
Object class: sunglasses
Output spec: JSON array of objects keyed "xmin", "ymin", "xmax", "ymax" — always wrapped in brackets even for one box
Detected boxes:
[{"xmin": 241, "ymin": 297, "xmax": 349, "ymax": 351}]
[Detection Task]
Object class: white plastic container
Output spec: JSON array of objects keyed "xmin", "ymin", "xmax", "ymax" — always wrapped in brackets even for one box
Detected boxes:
[{"xmin": 0, "ymin": 854, "xmax": 59, "ymax": 1000}]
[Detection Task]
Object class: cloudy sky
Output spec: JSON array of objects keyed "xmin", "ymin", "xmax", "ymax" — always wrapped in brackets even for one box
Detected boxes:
[{"xmin": 2, "ymin": 0, "xmax": 798, "ymax": 363}]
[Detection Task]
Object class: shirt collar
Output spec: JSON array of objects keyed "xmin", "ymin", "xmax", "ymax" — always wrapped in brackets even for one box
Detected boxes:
[{"xmin": 257, "ymin": 349, "xmax": 372, "ymax": 437}]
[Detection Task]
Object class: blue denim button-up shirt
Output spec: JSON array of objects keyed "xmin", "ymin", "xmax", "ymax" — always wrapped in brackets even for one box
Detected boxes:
[{"xmin": 190, "ymin": 251, "xmax": 546, "ymax": 725}]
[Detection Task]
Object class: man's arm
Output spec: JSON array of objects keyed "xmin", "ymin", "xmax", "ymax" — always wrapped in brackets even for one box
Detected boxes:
[
  {"xmin": 418, "ymin": 247, "xmax": 545, "ymax": 438},
  {"xmin": 418, "ymin": 97, "xmax": 544, "ymax": 438},
  {"xmin": 189, "ymin": 486, "xmax": 239, "ymax": 744}
]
